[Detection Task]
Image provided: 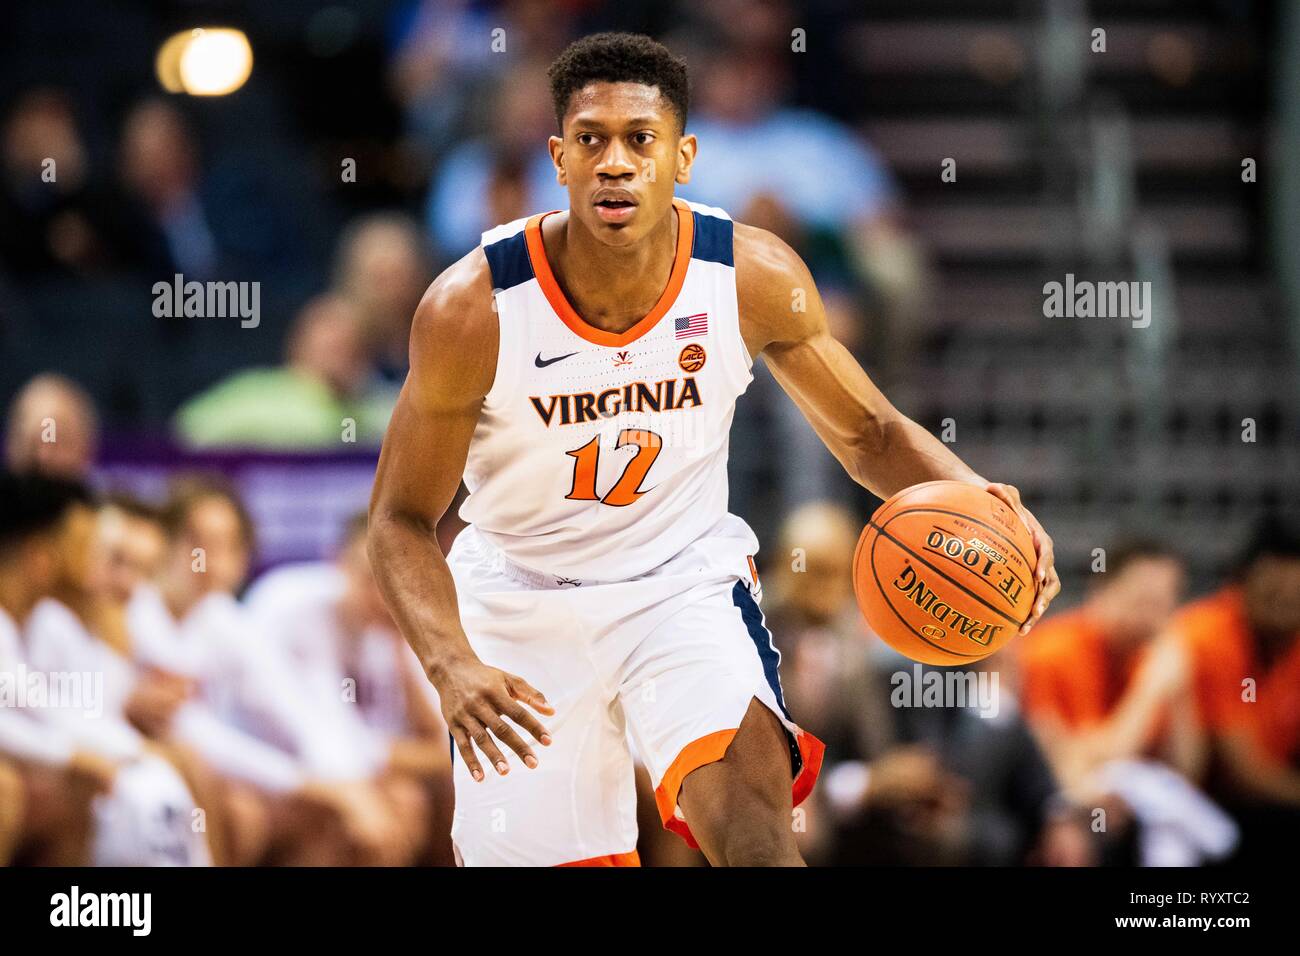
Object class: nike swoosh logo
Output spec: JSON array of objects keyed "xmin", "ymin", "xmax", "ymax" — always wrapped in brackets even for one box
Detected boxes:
[{"xmin": 534, "ymin": 351, "xmax": 579, "ymax": 368}]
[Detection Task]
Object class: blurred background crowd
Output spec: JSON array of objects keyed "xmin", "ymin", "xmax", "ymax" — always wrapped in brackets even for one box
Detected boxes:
[{"xmin": 1, "ymin": 0, "xmax": 1298, "ymax": 865}]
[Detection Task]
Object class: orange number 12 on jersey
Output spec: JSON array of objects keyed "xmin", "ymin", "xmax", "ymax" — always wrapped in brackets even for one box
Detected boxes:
[{"xmin": 565, "ymin": 428, "xmax": 663, "ymax": 507}]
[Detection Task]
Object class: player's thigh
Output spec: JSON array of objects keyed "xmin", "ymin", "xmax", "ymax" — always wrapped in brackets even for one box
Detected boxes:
[
  {"xmin": 674, "ymin": 697, "xmax": 796, "ymax": 845},
  {"xmin": 447, "ymin": 531, "xmax": 643, "ymax": 866},
  {"xmin": 451, "ymin": 595, "xmax": 638, "ymax": 866},
  {"xmin": 449, "ymin": 675, "xmax": 638, "ymax": 867},
  {"xmin": 617, "ymin": 578, "xmax": 820, "ymax": 847}
]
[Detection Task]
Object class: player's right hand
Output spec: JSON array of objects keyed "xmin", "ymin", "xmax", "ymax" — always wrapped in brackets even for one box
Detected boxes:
[{"xmin": 432, "ymin": 658, "xmax": 554, "ymax": 781}]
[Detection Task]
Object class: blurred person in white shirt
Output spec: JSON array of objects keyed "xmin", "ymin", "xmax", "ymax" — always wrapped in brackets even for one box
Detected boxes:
[
  {"xmin": 129, "ymin": 475, "xmax": 416, "ymax": 864},
  {"xmin": 5, "ymin": 471, "xmax": 211, "ymax": 866},
  {"xmin": 247, "ymin": 511, "xmax": 454, "ymax": 865}
]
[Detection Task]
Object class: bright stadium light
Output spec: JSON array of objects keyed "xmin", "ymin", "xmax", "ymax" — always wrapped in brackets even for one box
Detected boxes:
[{"xmin": 155, "ymin": 28, "xmax": 253, "ymax": 97}]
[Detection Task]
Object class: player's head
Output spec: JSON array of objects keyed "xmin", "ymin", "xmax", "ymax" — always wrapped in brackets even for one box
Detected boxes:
[
  {"xmin": 1085, "ymin": 538, "xmax": 1184, "ymax": 647},
  {"xmin": 99, "ymin": 493, "xmax": 167, "ymax": 605},
  {"xmin": 774, "ymin": 500, "xmax": 860, "ymax": 624},
  {"xmin": 546, "ymin": 32, "xmax": 694, "ymax": 246},
  {"xmin": 4, "ymin": 373, "xmax": 99, "ymax": 479},
  {"xmin": 0, "ymin": 469, "xmax": 96, "ymax": 605},
  {"xmin": 1235, "ymin": 515, "xmax": 1300, "ymax": 636},
  {"xmin": 160, "ymin": 473, "xmax": 255, "ymax": 599},
  {"xmin": 285, "ymin": 293, "xmax": 371, "ymax": 399}
]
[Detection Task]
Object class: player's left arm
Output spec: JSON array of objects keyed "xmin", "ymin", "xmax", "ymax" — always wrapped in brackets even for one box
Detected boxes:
[{"xmin": 735, "ymin": 223, "xmax": 1060, "ymax": 632}]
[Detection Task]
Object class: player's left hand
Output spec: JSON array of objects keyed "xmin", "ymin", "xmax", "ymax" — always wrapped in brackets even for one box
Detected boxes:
[{"xmin": 984, "ymin": 481, "xmax": 1059, "ymax": 635}]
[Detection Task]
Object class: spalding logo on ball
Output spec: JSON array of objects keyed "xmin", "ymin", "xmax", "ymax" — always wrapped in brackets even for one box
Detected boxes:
[{"xmin": 853, "ymin": 480, "xmax": 1038, "ymax": 665}]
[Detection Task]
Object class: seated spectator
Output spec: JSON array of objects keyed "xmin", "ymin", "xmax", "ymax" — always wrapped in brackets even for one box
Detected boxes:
[
  {"xmin": 1170, "ymin": 517, "xmax": 1300, "ymax": 864},
  {"xmin": 115, "ymin": 98, "xmax": 307, "ymax": 281},
  {"xmin": 0, "ymin": 471, "xmax": 117, "ymax": 865},
  {"xmin": 128, "ymin": 475, "xmax": 415, "ymax": 864},
  {"xmin": 390, "ymin": 1, "xmax": 574, "ymax": 167},
  {"xmin": 331, "ymin": 213, "xmax": 432, "ymax": 384},
  {"xmin": 1020, "ymin": 540, "xmax": 1239, "ymax": 866},
  {"xmin": 0, "ymin": 89, "xmax": 125, "ymax": 280},
  {"xmin": 99, "ymin": 494, "xmax": 168, "ymax": 607},
  {"xmin": 15, "ymin": 473, "xmax": 212, "ymax": 865},
  {"xmin": 115, "ymin": 98, "xmax": 219, "ymax": 280},
  {"xmin": 4, "ymin": 373, "xmax": 99, "ymax": 479},
  {"xmin": 246, "ymin": 512, "xmax": 454, "ymax": 865},
  {"xmin": 1019, "ymin": 540, "xmax": 1202, "ymax": 785},
  {"xmin": 676, "ymin": 41, "xmax": 920, "ymax": 316},
  {"xmin": 173, "ymin": 294, "xmax": 397, "ymax": 449},
  {"xmin": 423, "ymin": 57, "xmax": 569, "ymax": 258}
]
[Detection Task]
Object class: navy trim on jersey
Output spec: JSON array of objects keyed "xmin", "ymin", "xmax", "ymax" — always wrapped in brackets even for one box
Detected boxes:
[
  {"xmin": 731, "ymin": 580, "xmax": 804, "ymax": 777},
  {"xmin": 483, "ymin": 231, "xmax": 534, "ymax": 292},
  {"xmin": 691, "ymin": 210, "xmax": 734, "ymax": 267}
]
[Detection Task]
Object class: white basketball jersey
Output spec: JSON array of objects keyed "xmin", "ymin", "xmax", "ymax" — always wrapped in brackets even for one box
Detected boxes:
[{"xmin": 459, "ymin": 198, "xmax": 759, "ymax": 581}]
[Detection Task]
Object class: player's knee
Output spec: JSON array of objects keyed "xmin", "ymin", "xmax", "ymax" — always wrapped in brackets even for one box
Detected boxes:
[
  {"xmin": 719, "ymin": 820, "xmax": 798, "ymax": 866},
  {"xmin": 704, "ymin": 798, "xmax": 798, "ymax": 866},
  {"xmin": 681, "ymin": 771, "xmax": 796, "ymax": 865}
]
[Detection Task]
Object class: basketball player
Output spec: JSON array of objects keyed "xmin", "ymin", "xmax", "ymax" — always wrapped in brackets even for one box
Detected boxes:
[
  {"xmin": 1, "ymin": 470, "xmax": 211, "ymax": 866},
  {"xmin": 368, "ymin": 32, "xmax": 1060, "ymax": 866}
]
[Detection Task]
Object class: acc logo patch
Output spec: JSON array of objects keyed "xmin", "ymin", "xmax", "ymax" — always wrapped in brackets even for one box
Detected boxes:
[{"xmin": 678, "ymin": 343, "xmax": 706, "ymax": 373}]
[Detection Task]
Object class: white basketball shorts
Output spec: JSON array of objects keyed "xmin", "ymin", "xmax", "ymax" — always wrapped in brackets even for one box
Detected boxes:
[{"xmin": 444, "ymin": 513, "xmax": 824, "ymax": 867}]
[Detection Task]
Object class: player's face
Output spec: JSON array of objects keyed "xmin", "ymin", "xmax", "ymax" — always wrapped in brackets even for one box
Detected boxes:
[
  {"xmin": 17, "ymin": 529, "xmax": 61, "ymax": 597},
  {"xmin": 180, "ymin": 497, "xmax": 250, "ymax": 597},
  {"xmin": 1242, "ymin": 555, "xmax": 1300, "ymax": 635},
  {"xmin": 549, "ymin": 81, "xmax": 696, "ymax": 246},
  {"xmin": 1099, "ymin": 556, "xmax": 1184, "ymax": 646},
  {"xmin": 55, "ymin": 503, "xmax": 107, "ymax": 597},
  {"xmin": 100, "ymin": 508, "xmax": 166, "ymax": 605}
]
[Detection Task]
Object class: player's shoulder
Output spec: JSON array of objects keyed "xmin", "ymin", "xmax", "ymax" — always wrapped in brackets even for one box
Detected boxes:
[
  {"xmin": 731, "ymin": 220, "xmax": 818, "ymax": 348},
  {"xmin": 407, "ymin": 245, "xmax": 499, "ymax": 398},
  {"xmin": 413, "ymin": 245, "xmax": 496, "ymax": 341},
  {"xmin": 732, "ymin": 221, "xmax": 809, "ymax": 285}
]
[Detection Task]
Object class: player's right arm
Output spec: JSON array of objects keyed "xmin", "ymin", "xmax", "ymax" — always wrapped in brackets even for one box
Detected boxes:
[{"xmin": 367, "ymin": 249, "xmax": 554, "ymax": 781}]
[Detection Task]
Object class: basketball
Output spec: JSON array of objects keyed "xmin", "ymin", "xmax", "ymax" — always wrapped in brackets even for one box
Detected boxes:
[{"xmin": 853, "ymin": 481, "xmax": 1038, "ymax": 665}]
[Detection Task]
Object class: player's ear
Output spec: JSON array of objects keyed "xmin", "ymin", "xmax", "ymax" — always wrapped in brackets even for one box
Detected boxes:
[
  {"xmin": 674, "ymin": 132, "xmax": 697, "ymax": 185},
  {"xmin": 548, "ymin": 135, "xmax": 566, "ymax": 185}
]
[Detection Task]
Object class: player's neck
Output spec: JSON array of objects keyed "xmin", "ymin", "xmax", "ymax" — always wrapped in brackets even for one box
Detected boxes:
[
  {"xmin": 159, "ymin": 575, "xmax": 200, "ymax": 623},
  {"xmin": 546, "ymin": 204, "xmax": 679, "ymax": 334},
  {"xmin": 0, "ymin": 570, "xmax": 39, "ymax": 627}
]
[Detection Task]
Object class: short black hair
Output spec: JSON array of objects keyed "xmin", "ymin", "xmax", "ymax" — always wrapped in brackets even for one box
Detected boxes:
[
  {"xmin": 1105, "ymin": 537, "xmax": 1182, "ymax": 578},
  {"xmin": 161, "ymin": 472, "xmax": 256, "ymax": 555},
  {"xmin": 0, "ymin": 469, "xmax": 95, "ymax": 555},
  {"xmin": 104, "ymin": 490, "xmax": 163, "ymax": 526},
  {"xmin": 547, "ymin": 32, "xmax": 689, "ymax": 133},
  {"xmin": 1231, "ymin": 513, "xmax": 1300, "ymax": 578}
]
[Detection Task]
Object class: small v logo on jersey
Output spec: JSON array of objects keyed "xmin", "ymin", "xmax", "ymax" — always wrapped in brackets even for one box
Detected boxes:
[{"xmin": 535, "ymin": 351, "xmax": 579, "ymax": 368}]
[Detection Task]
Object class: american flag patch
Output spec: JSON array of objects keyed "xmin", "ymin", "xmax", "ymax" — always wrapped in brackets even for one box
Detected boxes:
[{"xmin": 674, "ymin": 313, "xmax": 708, "ymax": 339}]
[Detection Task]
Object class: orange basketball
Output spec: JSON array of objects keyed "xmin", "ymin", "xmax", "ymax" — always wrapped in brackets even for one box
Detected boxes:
[{"xmin": 852, "ymin": 480, "xmax": 1037, "ymax": 665}]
